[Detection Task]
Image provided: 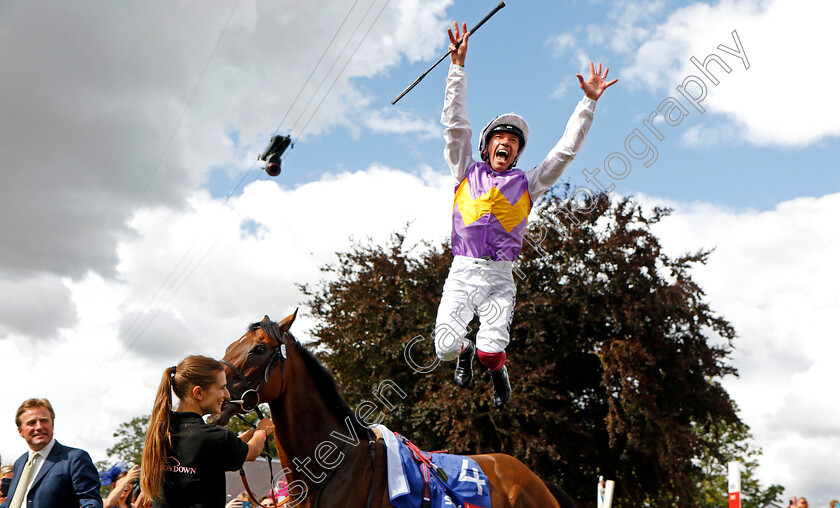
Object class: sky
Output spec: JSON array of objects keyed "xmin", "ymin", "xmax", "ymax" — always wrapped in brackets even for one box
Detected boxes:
[{"xmin": 1, "ymin": 0, "xmax": 838, "ymax": 504}]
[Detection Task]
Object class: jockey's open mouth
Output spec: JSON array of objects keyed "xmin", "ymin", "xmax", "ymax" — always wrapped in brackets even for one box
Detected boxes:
[{"xmin": 493, "ymin": 146, "xmax": 512, "ymax": 166}]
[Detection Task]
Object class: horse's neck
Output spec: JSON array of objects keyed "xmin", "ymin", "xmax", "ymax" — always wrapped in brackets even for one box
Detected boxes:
[
  {"xmin": 267, "ymin": 352, "xmax": 380, "ymax": 508},
  {"xmin": 268, "ymin": 364, "xmax": 369, "ymax": 468}
]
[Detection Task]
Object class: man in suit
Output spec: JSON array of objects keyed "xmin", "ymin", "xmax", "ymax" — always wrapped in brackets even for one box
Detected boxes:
[{"xmin": 0, "ymin": 398, "xmax": 102, "ymax": 508}]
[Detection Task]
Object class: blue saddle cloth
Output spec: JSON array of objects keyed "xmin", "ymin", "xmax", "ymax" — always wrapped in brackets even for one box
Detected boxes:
[{"xmin": 376, "ymin": 426, "xmax": 491, "ymax": 508}]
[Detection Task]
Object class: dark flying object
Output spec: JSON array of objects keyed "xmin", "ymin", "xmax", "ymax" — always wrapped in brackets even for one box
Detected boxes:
[{"xmin": 259, "ymin": 134, "xmax": 293, "ymax": 177}]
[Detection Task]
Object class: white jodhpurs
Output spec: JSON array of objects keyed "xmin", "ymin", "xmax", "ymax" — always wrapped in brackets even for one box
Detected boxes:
[{"xmin": 434, "ymin": 256, "xmax": 517, "ymax": 361}]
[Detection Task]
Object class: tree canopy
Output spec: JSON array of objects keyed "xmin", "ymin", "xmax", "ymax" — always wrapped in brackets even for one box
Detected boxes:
[
  {"xmin": 106, "ymin": 414, "xmax": 149, "ymax": 466},
  {"xmin": 693, "ymin": 410, "xmax": 784, "ymax": 508},
  {"xmin": 299, "ymin": 191, "xmax": 772, "ymax": 507}
]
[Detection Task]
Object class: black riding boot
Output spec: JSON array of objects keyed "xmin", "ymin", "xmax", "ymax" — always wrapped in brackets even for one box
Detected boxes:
[
  {"xmin": 490, "ymin": 365, "xmax": 511, "ymax": 408},
  {"xmin": 453, "ymin": 340, "xmax": 475, "ymax": 388}
]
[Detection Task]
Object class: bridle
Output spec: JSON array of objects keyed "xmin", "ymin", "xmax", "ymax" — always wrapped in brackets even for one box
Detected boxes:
[
  {"xmin": 220, "ymin": 322, "xmax": 290, "ymax": 508},
  {"xmin": 222, "ymin": 323, "xmax": 290, "ymax": 413},
  {"xmin": 220, "ymin": 321, "xmax": 379, "ymax": 508}
]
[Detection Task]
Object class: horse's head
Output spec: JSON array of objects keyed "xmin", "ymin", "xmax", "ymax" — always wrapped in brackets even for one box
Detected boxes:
[{"xmin": 214, "ymin": 310, "xmax": 297, "ymax": 425}]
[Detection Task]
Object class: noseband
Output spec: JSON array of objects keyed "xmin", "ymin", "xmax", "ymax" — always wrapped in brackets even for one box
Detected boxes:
[
  {"xmin": 221, "ymin": 325, "xmax": 290, "ymax": 508},
  {"xmin": 222, "ymin": 326, "xmax": 290, "ymax": 412}
]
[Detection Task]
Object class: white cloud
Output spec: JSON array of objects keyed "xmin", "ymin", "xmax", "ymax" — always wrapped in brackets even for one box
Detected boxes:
[
  {"xmin": 548, "ymin": 0, "xmax": 840, "ymax": 147},
  {"xmin": 622, "ymin": 0, "xmax": 840, "ymax": 146},
  {"xmin": 0, "ymin": 0, "xmax": 457, "ymax": 468},
  {"xmin": 547, "ymin": 32, "xmax": 578, "ymax": 57},
  {"xmin": 0, "ymin": 0, "xmax": 453, "ymax": 282},
  {"xmin": 646, "ymin": 191, "xmax": 840, "ymax": 502},
  {"xmin": 550, "ymin": 81, "xmax": 571, "ymax": 100},
  {"xmin": 600, "ymin": 0, "xmax": 666, "ymax": 53},
  {"xmin": 546, "ymin": 28, "xmax": 597, "ymax": 84},
  {"xmin": 0, "ymin": 163, "xmax": 454, "ymax": 466},
  {"xmin": 4, "ymin": 162, "xmax": 838, "ymax": 504},
  {"xmin": 2, "ymin": 152, "xmax": 838, "ymax": 504},
  {"xmin": 364, "ymin": 108, "xmax": 441, "ymax": 138},
  {"xmin": 117, "ymin": 308, "xmax": 202, "ymax": 361},
  {"xmin": 1, "ymin": 1, "xmax": 837, "ymax": 503},
  {"xmin": 549, "ymin": 1, "xmax": 666, "ymax": 62},
  {"xmin": 679, "ymin": 118, "xmax": 747, "ymax": 147},
  {"xmin": 0, "ymin": 273, "xmax": 77, "ymax": 340}
]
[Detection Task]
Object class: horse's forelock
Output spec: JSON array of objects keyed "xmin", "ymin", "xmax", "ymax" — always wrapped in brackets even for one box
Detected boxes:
[
  {"xmin": 259, "ymin": 320, "xmax": 284, "ymax": 344},
  {"xmin": 242, "ymin": 320, "xmax": 289, "ymax": 348},
  {"xmin": 239, "ymin": 319, "xmax": 368, "ymax": 440}
]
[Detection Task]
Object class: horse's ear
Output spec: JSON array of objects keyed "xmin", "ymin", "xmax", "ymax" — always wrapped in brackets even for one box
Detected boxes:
[
  {"xmin": 277, "ymin": 308, "xmax": 298, "ymax": 333},
  {"xmin": 261, "ymin": 315, "xmax": 271, "ymax": 323}
]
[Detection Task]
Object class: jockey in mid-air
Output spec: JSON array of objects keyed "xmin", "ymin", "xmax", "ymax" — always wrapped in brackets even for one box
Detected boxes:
[{"xmin": 434, "ymin": 21, "xmax": 618, "ymax": 408}]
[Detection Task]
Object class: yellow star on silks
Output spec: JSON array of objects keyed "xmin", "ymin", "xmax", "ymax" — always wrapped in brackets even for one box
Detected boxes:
[{"xmin": 453, "ymin": 179, "xmax": 531, "ymax": 233}]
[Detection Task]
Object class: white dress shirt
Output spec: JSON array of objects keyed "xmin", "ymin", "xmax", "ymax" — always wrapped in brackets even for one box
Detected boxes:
[{"xmin": 19, "ymin": 438, "xmax": 56, "ymax": 506}]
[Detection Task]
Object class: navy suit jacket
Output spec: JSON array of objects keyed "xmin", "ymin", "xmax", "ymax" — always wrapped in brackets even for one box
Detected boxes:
[{"xmin": 0, "ymin": 440, "xmax": 103, "ymax": 508}]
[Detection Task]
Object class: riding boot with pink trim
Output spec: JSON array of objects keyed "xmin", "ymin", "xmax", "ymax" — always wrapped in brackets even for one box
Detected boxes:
[{"xmin": 477, "ymin": 350, "xmax": 511, "ymax": 408}]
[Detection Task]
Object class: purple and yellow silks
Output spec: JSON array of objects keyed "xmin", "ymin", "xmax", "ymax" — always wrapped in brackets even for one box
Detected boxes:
[{"xmin": 451, "ymin": 162, "xmax": 532, "ymax": 262}]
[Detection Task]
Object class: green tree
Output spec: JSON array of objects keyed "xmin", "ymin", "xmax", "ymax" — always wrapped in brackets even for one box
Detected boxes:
[
  {"xmin": 99, "ymin": 415, "xmax": 148, "ymax": 498},
  {"xmin": 693, "ymin": 413, "xmax": 784, "ymax": 508},
  {"xmin": 106, "ymin": 415, "xmax": 149, "ymax": 466},
  {"xmin": 223, "ymin": 404, "xmax": 279, "ymax": 458},
  {"xmin": 300, "ymin": 191, "xmax": 777, "ymax": 507}
]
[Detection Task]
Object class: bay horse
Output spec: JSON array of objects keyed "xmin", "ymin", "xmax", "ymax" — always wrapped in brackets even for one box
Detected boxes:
[{"xmin": 216, "ymin": 311, "xmax": 574, "ymax": 508}]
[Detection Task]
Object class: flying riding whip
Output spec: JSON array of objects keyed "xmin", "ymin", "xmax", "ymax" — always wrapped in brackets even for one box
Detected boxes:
[{"xmin": 391, "ymin": 1, "xmax": 506, "ymax": 105}]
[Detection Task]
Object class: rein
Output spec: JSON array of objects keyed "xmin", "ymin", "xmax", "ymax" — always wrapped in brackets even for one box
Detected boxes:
[
  {"xmin": 222, "ymin": 328, "xmax": 289, "ymax": 508},
  {"xmin": 223, "ymin": 323, "xmax": 379, "ymax": 508}
]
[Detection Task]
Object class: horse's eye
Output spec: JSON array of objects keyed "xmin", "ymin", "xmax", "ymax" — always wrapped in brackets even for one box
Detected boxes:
[{"xmin": 251, "ymin": 344, "xmax": 267, "ymax": 355}]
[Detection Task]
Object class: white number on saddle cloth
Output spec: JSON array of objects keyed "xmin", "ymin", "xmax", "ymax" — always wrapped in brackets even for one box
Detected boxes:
[{"xmin": 458, "ymin": 459, "xmax": 485, "ymax": 495}]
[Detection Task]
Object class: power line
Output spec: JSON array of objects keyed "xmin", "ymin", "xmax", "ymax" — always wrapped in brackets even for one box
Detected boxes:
[
  {"xmin": 288, "ymin": 0, "xmax": 382, "ymax": 137},
  {"xmin": 212, "ymin": 0, "xmax": 366, "ymax": 209},
  {"xmin": 138, "ymin": 0, "xmax": 244, "ymax": 212},
  {"xmin": 297, "ymin": 0, "xmax": 392, "ymax": 140},
  {"xmin": 274, "ymin": 0, "xmax": 364, "ymax": 134},
  {"xmin": 62, "ymin": 0, "xmax": 243, "ymax": 418},
  {"xmin": 63, "ymin": 0, "xmax": 395, "ymax": 424}
]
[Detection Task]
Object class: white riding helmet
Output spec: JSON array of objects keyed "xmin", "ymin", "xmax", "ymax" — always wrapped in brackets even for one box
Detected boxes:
[{"xmin": 479, "ymin": 113, "xmax": 529, "ymax": 164}]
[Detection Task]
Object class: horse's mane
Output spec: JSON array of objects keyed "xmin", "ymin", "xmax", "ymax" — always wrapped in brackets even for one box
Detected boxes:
[{"xmin": 249, "ymin": 320, "xmax": 371, "ymax": 440}]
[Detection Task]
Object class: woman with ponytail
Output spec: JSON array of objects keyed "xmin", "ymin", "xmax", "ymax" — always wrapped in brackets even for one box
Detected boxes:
[{"xmin": 140, "ymin": 355, "xmax": 273, "ymax": 507}]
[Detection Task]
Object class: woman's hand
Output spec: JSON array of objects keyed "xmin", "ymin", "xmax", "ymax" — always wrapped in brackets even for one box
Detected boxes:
[
  {"xmin": 124, "ymin": 465, "xmax": 141, "ymax": 484},
  {"xmin": 256, "ymin": 418, "xmax": 275, "ymax": 436},
  {"xmin": 104, "ymin": 466, "xmax": 140, "ymax": 508}
]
